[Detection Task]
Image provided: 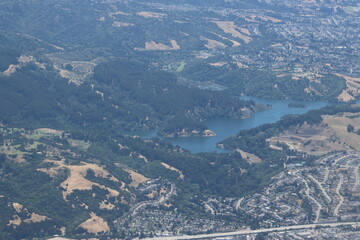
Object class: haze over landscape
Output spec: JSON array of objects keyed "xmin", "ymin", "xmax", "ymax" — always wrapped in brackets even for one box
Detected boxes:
[{"xmin": 0, "ymin": 0, "xmax": 359, "ymax": 239}]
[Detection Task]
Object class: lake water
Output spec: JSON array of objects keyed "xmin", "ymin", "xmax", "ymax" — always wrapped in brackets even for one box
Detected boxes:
[{"xmin": 136, "ymin": 97, "xmax": 329, "ymax": 153}]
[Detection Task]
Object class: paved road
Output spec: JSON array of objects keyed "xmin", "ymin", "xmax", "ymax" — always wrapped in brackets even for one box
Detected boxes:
[
  {"xmin": 333, "ymin": 155, "xmax": 349, "ymax": 165},
  {"xmin": 141, "ymin": 222, "xmax": 360, "ymax": 240},
  {"xmin": 353, "ymin": 166, "xmax": 359, "ymax": 191},
  {"xmin": 308, "ymin": 174, "xmax": 331, "ymax": 203},
  {"xmin": 297, "ymin": 175, "xmax": 322, "ymax": 222},
  {"xmin": 334, "ymin": 175, "xmax": 344, "ymax": 217},
  {"xmin": 234, "ymin": 197, "xmax": 244, "ymax": 210},
  {"xmin": 204, "ymin": 202, "xmax": 215, "ymax": 214},
  {"xmin": 322, "ymin": 167, "xmax": 329, "ymax": 184},
  {"xmin": 132, "ymin": 183, "xmax": 175, "ymax": 215}
]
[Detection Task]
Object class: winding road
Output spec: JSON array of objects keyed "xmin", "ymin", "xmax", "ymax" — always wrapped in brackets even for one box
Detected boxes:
[
  {"xmin": 353, "ymin": 166, "xmax": 359, "ymax": 192},
  {"xmin": 322, "ymin": 167, "xmax": 329, "ymax": 184},
  {"xmin": 308, "ymin": 174, "xmax": 331, "ymax": 203},
  {"xmin": 297, "ymin": 175, "xmax": 322, "ymax": 223},
  {"xmin": 204, "ymin": 202, "xmax": 215, "ymax": 214},
  {"xmin": 334, "ymin": 175, "xmax": 344, "ymax": 217},
  {"xmin": 131, "ymin": 183, "xmax": 175, "ymax": 215},
  {"xmin": 235, "ymin": 197, "xmax": 244, "ymax": 210}
]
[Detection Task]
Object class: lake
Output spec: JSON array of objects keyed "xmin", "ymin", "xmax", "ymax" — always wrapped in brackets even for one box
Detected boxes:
[{"xmin": 136, "ymin": 97, "xmax": 329, "ymax": 153}]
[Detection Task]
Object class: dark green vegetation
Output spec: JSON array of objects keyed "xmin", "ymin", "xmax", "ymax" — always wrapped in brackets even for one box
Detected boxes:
[
  {"xmin": 0, "ymin": 55, "xmax": 255, "ymax": 134},
  {"xmin": 0, "ymin": 59, "xmax": 356, "ymax": 238},
  {"xmin": 93, "ymin": 61, "xmax": 256, "ymax": 133},
  {"xmin": 0, "ymin": 126, "xmax": 251, "ymax": 238},
  {"xmin": 0, "ymin": 34, "xmax": 259, "ymax": 238},
  {"xmin": 180, "ymin": 61, "xmax": 346, "ymax": 101},
  {"xmin": 0, "ymin": 48, "xmax": 20, "ymax": 72},
  {"xmin": 0, "ymin": 129, "xmax": 130, "ymax": 239},
  {"xmin": 0, "ymin": 0, "xmax": 353, "ymax": 102},
  {"xmin": 1, "ymin": 53, "xmax": 353, "ymax": 238}
]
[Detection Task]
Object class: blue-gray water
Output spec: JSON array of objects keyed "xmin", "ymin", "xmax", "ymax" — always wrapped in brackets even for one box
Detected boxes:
[{"xmin": 135, "ymin": 97, "xmax": 329, "ymax": 153}]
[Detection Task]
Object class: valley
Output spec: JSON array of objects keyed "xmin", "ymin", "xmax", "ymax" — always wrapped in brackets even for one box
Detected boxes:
[{"xmin": 0, "ymin": 0, "xmax": 359, "ymax": 239}]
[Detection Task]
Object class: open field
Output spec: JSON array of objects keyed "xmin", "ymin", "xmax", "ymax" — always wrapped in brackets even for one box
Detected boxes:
[
  {"xmin": 209, "ymin": 62, "xmax": 228, "ymax": 67},
  {"xmin": 38, "ymin": 160, "xmax": 122, "ymax": 200},
  {"xmin": 78, "ymin": 212, "xmax": 110, "ymax": 234},
  {"xmin": 323, "ymin": 112, "xmax": 360, "ymax": 150},
  {"xmin": 213, "ymin": 32, "xmax": 241, "ymax": 47},
  {"xmin": 136, "ymin": 40, "xmax": 180, "ymax": 51},
  {"xmin": 108, "ymin": 11, "xmax": 130, "ymax": 18},
  {"xmin": 235, "ymin": 149, "xmax": 262, "ymax": 163},
  {"xmin": 200, "ymin": 36, "xmax": 226, "ymax": 49},
  {"xmin": 245, "ymin": 15, "xmax": 282, "ymax": 23},
  {"xmin": 268, "ymin": 123, "xmax": 348, "ymax": 155},
  {"xmin": 136, "ymin": 11, "xmax": 167, "ymax": 18},
  {"xmin": 176, "ymin": 61, "xmax": 186, "ymax": 72},
  {"xmin": 99, "ymin": 200, "xmax": 115, "ymax": 210},
  {"xmin": 49, "ymin": 57, "xmax": 98, "ymax": 85},
  {"xmin": 212, "ymin": 21, "xmax": 252, "ymax": 43},
  {"xmin": 268, "ymin": 111, "xmax": 360, "ymax": 156},
  {"xmin": 112, "ymin": 21, "xmax": 134, "ymax": 27},
  {"xmin": 124, "ymin": 169, "xmax": 150, "ymax": 187},
  {"xmin": 335, "ymin": 74, "xmax": 360, "ymax": 102},
  {"xmin": 68, "ymin": 139, "xmax": 91, "ymax": 151},
  {"xmin": 8, "ymin": 202, "xmax": 49, "ymax": 227},
  {"xmin": 161, "ymin": 162, "xmax": 185, "ymax": 179}
]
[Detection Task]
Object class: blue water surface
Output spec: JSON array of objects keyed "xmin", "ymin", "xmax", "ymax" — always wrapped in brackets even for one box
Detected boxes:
[{"xmin": 135, "ymin": 97, "xmax": 329, "ymax": 153}]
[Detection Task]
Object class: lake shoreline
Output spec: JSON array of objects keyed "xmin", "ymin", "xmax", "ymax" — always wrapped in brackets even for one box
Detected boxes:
[{"xmin": 133, "ymin": 97, "xmax": 329, "ymax": 153}]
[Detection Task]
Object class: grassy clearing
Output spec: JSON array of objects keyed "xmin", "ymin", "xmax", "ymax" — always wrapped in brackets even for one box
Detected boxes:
[
  {"xmin": 164, "ymin": 61, "xmax": 186, "ymax": 72},
  {"xmin": 0, "ymin": 145, "xmax": 28, "ymax": 155},
  {"xmin": 25, "ymin": 128, "xmax": 62, "ymax": 141},
  {"xmin": 200, "ymin": 36, "xmax": 226, "ymax": 49},
  {"xmin": 68, "ymin": 139, "xmax": 91, "ymax": 151},
  {"xmin": 38, "ymin": 160, "xmax": 122, "ymax": 200},
  {"xmin": 124, "ymin": 169, "xmax": 149, "ymax": 187},
  {"xmin": 78, "ymin": 212, "xmax": 110, "ymax": 234},
  {"xmin": 139, "ymin": 40, "xmax": 180, "ymax": 51},
  {"xmin": 176, "ymin": 61, "xmax": 186, "ymax": 72},
  {"xmin": 26, "ymin": 141, "xmax": 42, "ymax": 150},
  {"xmin": 267, "ymin": 122, "xmax": 348, "ymax": 155},
  {"xmin": 136, "ymin": 11, "xmax": 167, "ymax": 18},
  {"xmin": 323, "ymin": 112, "xmax": 360, "ymax": 150},
  {"xmin": 212, "ymin": 21, "xmax": 252, "ymax": 43}
]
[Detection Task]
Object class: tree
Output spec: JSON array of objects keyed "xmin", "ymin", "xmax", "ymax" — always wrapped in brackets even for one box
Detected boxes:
[
  {"xmin": 0, "ymin": 153, "xmax": 6, "ymax": 163},
  {"xmin": 256, "ymin": 233, "xmax": 268, "ymax": 240},
  {"xmin": 347, "ymin": 124, "xmax": 354, "ymax": 133}
]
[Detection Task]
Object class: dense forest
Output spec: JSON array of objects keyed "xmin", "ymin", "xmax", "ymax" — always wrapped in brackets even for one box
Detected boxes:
[
  {"xmin": 93, "ymin": 61, "xmax": 257, "ymax": 133},
  {"xmin": 180, "ymin": 60, "xmax": 346, "ymax": 101},
  {"xmin": 0, "ymin": 0, "xmax": 351, "ymax": 102},
  {"xmin": 0, "ymin": 48, "xmax": 260, "ymax": 238},
  {"xmin": 0, "ymin": 56, "xmax": 257, "ymax": 135}
]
